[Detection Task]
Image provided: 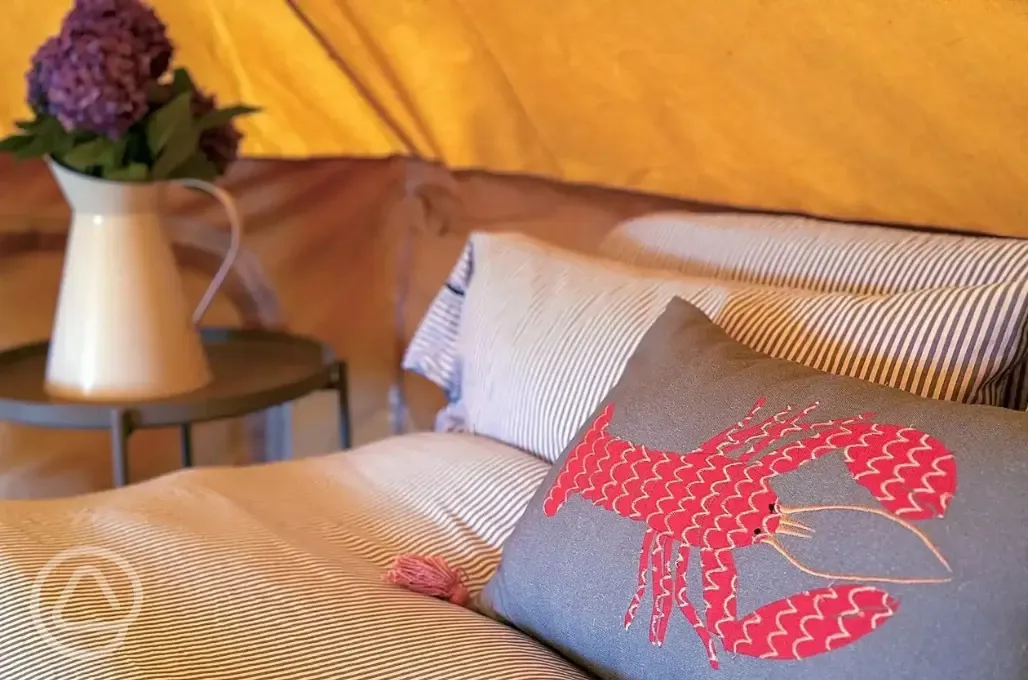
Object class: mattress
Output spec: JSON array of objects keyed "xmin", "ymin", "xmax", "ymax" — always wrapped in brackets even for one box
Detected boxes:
[{"xmin": 0, "ymin": 432, "xmax": 588, "ymax": 679}]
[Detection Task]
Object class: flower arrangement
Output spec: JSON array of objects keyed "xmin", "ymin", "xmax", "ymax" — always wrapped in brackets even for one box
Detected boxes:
[{"xmin": 0, "ymin": 0, "xmax": 259, "ymax": 182}]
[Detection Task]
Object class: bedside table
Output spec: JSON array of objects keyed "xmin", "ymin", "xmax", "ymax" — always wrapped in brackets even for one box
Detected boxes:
[{"xmin": 0, "ymin": 327, "xmax": 350, "ymax": 487}]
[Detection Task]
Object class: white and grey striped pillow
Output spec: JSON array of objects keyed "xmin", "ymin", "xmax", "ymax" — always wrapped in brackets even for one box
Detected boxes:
[
  {"xmin": 599, "ymin": 211, "xmax": 1028, "ymax": 293},
  {"xmin": 449, "ymin": 232, "xmax": 1028, "ymax": 462},
  {"xmin": 406, "ymin": 243, "xmax": 473, "ymax": 405},
  {"xmin": 599, "ymin": 211, "xmax": 1028, "ymax": 408}
]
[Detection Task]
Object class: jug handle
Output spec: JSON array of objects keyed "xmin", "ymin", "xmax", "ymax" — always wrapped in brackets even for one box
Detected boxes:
[{"xmin": 174, "ymin": 179, "xmax": 243, "ymax": 326}]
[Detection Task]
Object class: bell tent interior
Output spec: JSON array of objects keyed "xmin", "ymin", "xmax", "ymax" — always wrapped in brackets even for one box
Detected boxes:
[
  {"xmin": 1, "ymin": 1, "xmax": 1025, "ymax": 496},
  {"xmin": 0, "ymin": 2, "xmax": 1025, "ymax": 679}
]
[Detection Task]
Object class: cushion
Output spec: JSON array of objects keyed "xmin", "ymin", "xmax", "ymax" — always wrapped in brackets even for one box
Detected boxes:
[
  {"xmin": 478, "ymin": 297, "xmax": 1028, "ymax": 680},
  {"xmin": 599, "ymin": 211, "xmax": 1028, "ymax": 408},
  {"xmin": 408, "ymin": 232, "xmax": 1028, "ymax": 462}
]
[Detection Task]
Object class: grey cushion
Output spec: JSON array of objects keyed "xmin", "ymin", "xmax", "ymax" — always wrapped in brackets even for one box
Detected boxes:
[{"xmin": 479, "ymin": 297, "xmax": 1028, "ymax": 680}]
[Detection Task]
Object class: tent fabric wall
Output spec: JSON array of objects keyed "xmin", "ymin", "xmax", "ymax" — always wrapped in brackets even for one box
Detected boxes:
[{"xmin": 3, "ymin": 1, "xmax": 1027, "ymax": 238}]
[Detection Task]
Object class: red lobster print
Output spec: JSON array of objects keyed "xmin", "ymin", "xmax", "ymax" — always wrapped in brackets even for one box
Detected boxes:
[{"xmin": 543, "ymin": 399, "xmax": 956, "ymax": 669}]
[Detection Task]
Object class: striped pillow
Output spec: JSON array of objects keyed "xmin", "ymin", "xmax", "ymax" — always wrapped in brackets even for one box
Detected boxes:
[
  {"xmin": 598, "ymin": 211, "xmax": 1028, "ymax": 407},
  {"xmin": 438, "ymin": 232, "xmax": 1028, "ymax": 462},
  {"xmin": 405, "ymin": 242, "xmax": 473, "ymax": 405}
]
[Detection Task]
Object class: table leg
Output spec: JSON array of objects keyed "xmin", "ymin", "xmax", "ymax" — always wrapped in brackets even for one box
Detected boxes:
[
  {"xmin": 110, "ymin": 410, "xmax": 132, "ymax": 488},
  {"xmin": 264, "ymin": 403, "xmax": 292, "ymax": 462},
  {"xmin": 334, "ymin": 362, "xmax": 351, "ymax": 449},
  {"xmin": 180, "ymin": 423, "xmax": 194, "ymax": 468}
]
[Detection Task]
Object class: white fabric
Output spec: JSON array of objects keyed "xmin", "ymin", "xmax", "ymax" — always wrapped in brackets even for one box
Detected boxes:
[
  {"xmin": 600, "ymin": 211, "xmax": 1028, "ymax": 293},
  {"xmin": 0, "ymin": 434, "xmax": 586, "ymax": 680},
  {"xmin": 455, "ymin": 232, "xmax": 1028, "ymax": 463},
  {"xmin": 600, "ymin": 211, "xmax": 1028, "ymax": 410}
]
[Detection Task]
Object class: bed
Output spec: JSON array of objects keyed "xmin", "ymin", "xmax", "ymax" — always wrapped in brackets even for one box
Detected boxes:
[
  {"xmin": 1, "ymin": 2, "xmax": 1027, "ymax": 679},
  {"xmin": 1, "ymin": 194, "xmax": 1026, "ymax": 679},
  {"xmin": 0, "ymin": 432, "xmax": 592, "ymax": 678}
]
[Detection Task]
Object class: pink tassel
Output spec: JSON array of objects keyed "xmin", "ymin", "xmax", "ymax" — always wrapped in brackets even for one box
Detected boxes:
[{"xmin": 383, "ymin": 553, "xmax": 470, "ymax": 607}]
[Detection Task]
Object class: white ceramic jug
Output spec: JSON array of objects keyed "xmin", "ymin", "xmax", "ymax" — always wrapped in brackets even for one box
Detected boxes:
[{"xmin": 44, "ymin": 158, "xmax": 242, "ymax": 402}]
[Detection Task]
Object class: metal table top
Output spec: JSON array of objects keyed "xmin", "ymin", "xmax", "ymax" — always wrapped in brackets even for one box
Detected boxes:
[{"xmin": 0, "ymin": 327, "xmax": 338, "ymax": 430}]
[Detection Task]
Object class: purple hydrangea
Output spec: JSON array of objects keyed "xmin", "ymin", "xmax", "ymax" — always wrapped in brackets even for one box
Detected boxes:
[
  {"xmin": 191, "ymin": 90, "xmax": 243, "ymax": 175},
  {"xmin": 26, "ymin": 0, "xmax": 173, "ymax": 138},
  {"xmin": 26, "ymin": 37, "xmax": 61, "ymax": 112},
  {"xmin": 64, "ymin": 0, "xmax": 173, "ymax": 79}
]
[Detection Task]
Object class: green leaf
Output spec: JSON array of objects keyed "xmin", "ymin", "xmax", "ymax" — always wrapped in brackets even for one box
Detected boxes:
[
  {"xmin": 14, "ymin": 116, "xmax": 65, "ymax": 159},
  {"xmin": 197, "ymin": 105, "xmax": 261, "ymax": 131},
  {"xmin": 51, "ymin": 128, "xmax": 95, "ymax": 159},
  {"xmin": 0, "ymin": 135, "xmax": 33, "ymax": 152},
  {"xmin": 150, "ymin": 127, "xmax": 199, "ymax": 180},
  {"xmin": 102, "ymin": 137, "xmax": 128, "ymax": 168},
  {"xmin": 14, "ymin": 116, "xmax": 56, "ymax": 133},
  {"xmin": 59, "ymin": 137, "xmax": 106, "ymax": 169},
  {"xmin": 69, "ymin": 128, "xmax": 97, "ymax": 144},
  {"xmin": 60, "ymin": 138, "xmax": 113, "ymax": 171},
  {"xmin": 168, "ymin": 150, "xmax": 219, "ymax": 182},
  {"xmin": 171, "ymin": 68, "xmax": 196, "ymax": 96},
  {"xmin": 146, "ymin": 91, "xmax": 193, "ymax": 156},
  {"xmin": 15, "ymin": 138, "xmax": 54, "ymax": 159},
  {"xmin": 123, "ymin": 128, "xmax": 151, "ymax": 166},
  {"xmin": 104, "ymin": 163, "xmax": 149, "ymax": 182}
]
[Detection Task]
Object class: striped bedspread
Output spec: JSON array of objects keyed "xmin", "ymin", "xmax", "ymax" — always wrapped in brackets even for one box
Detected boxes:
[{"xmin": 0, "ymin": 434, "xmax": 587, "ymax": 680}]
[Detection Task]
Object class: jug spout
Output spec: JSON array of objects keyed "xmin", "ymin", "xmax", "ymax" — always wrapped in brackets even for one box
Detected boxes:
[{"xmin": 44, "ymin": 159, "xmax": 213, "ymax": 401}]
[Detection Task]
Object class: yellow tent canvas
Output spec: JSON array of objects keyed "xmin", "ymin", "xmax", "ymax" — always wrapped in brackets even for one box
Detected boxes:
[{"xmin": 3, "ymin": 0, "xmax": 1027, "ymax": 237}]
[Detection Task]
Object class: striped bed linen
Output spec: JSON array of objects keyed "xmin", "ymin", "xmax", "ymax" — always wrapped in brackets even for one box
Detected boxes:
[
  {"xmin": 405, "ymin": 214, "xmax": 1028, "ymax": 415},
  {"xmin": 0, "ymin": 434, "xmax": 587, "ymax": 680},
  {"xmin": 407, "ymin": 243, "xmax": 473, "ymax": 405},
  {"xmin": 599, "ymin": 211, "xmax": 1028, "ymax": 408},
  {"xmin": 407, "ymin": 232, "xmax": 1028, "ymax": 463},
  {"xmin": 598, "ymin": 212, "xmax": 1028, "ymax": 294},
  {"xmin": 402, "ymin": 240, "xmax": 477, "ymax": 431}
]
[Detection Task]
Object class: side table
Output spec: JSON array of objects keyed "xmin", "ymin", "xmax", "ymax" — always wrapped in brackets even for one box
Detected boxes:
[{"xmin": 0, "ymin": 328, "xmax": 350, "ymax": 487}]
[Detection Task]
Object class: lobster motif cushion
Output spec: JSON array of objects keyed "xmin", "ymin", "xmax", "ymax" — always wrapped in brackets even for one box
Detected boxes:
[{"xmin": 478, "ymin": 297, "xmax": 1028, "ymax": 680}]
